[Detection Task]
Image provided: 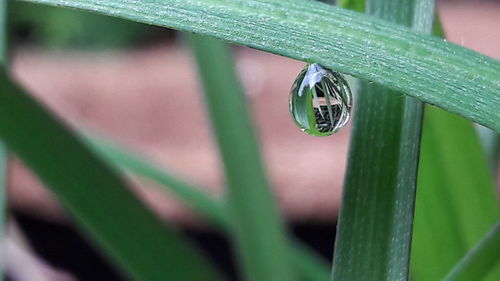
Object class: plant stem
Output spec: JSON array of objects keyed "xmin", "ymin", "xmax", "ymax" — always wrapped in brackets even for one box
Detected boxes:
[{"xmin": 188, "ymin": 34, "xmax": 296, "ymax": 281}]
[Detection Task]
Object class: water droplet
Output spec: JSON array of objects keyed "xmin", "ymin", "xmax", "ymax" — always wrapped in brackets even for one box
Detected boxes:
[{"xmin": 289, "ymin": 63, "xmax": 352, "ymax": 136}]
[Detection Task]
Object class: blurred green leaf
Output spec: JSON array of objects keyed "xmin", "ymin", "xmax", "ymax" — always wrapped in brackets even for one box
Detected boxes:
[
  {"xmin": 338, "ymin": 0, "xmax": 365, "ymax": 12},
  {"xmin": 443, "ymin": 221, "xmax": 500, "ymax": 281},
  {"xmin": 411, "ymin": 107, "xmax": 499, "ymax": 281},
  {"xmin": 188, "ymin": 34, "xmax": 296, "ymax": 281},
  {"xmin": 0, "ymin": 71, "xmax": 223, "ymax": 281},
  {"xmin": 84, "ymin": 133, "xmax": 331, "ymax": 281},
  {"xmin": 22, "ymin": 0, "xmax": 500, "ymax": 130},
  {"xmin": 84, "ymin": 133, "xmax": 229, "ymax": 228},
  {"xmin": 332, "ymin": 0, "xmax": 433, "ymax": 281},
  {"xmin": 0, "ymin": 0, "xmax": 5, "ymax": 61}
]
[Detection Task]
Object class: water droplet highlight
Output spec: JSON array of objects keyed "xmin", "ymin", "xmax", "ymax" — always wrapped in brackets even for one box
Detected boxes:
[{"xmin": 289, "ymin": 63, "xmax": 352, "ymax": 136}]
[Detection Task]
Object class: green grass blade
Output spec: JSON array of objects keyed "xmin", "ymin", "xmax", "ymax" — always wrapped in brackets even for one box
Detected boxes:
[
  {"xmin": 22, "ymin": 0, "xmax": 500, "ymax": 131},
  {"xmin": 188, "ymin": 34, "xmax": 296, "ymax": 281},
  {"xmin": 332, "ymin": 0, "xmax": 433, "ymax": 280},
  {"xmin": 443, "ymin": 221, "xmax": 500, "ymax": 281},
  {"xmin": 0, "ymin": 1, "xmax": 7, "ymax": 280},
  {"xmin": 84, "ymin": 134, "xmax": 229, "ymax": 227},
  {"xmin": 84, "ymin": 134, "xmax": 330, "ymax": 281},
  {"xmin": 0, "ymin": 71, "xmax": 223, "ymax": 281},
  {"xmin": 292, "ymin": 242, "xmax": 330, "ymax": 281},
  {"xmin": 411, "ymin": 107, "xmax": 499, "ymax": 281}
]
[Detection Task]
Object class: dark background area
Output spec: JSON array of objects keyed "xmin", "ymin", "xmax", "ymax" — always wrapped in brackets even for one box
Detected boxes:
[{"xmin": 12, "ymin": 212, "xmax": 335, "ymax": 281}]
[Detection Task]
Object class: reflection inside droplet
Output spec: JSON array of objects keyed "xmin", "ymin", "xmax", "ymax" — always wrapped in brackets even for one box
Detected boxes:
[{"xmin": 289, "ymin": 63, "xmax": 352, "ymax": 137}]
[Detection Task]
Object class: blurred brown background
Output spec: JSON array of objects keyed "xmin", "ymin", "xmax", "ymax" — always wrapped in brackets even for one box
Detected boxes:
[{"xmin": 7, "ymin": 0, "xmax": 500, "ymax": 225}]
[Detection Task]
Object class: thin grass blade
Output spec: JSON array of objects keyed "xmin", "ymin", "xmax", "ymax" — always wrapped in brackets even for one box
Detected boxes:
[
  {"xmin": 443, "ymin": 221, "xmax": 500, "ymax": 281},
  {"xmin": 188, "ymin": 34, "xmax": 296, "ymax": 281},
  {"xmin": 0, "ymin": 71, "xmax": 223, "ymax": 281},
  {"xmin": 332, "ymin": 0, "xmax": 434, "ymax": 280},
  {"xmin": 21, "ymin": 0, "xmax": 500, "ymax": 131},
  {"xmin": 84, "ymin": 133, "xmax": 229, "ymax": 227}
]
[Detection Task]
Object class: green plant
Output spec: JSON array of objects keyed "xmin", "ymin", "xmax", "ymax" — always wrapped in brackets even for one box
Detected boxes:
[
  {"xmin": 332, "ymin": 0, "xmax": 433, "ymax": 280},
  {"xmin": 0, "ymin": 0, "xmax": 498, "ymax": 281}
]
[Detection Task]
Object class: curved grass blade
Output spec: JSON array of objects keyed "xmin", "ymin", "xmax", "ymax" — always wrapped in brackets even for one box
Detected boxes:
[
  {"xmin": 84, "ymin": 133, "xmax": 229, "ymax": 228},
  {"xmin": 21, "ymin": 0, "xmax": 500, "ymax": 131},
  {"xmin": 188, "ymin": 34, "xmax": 296, "ymax": 281},
  {"xmin": 0, "ymin": 71, "xmax": 224, "ymax": 281},
  {"xmin": 443, "ymin": 221, "xmax": 500, "ymax": 281},
  {"xmin": 332, "ymin": 0, "xmax": 434, "ymax": 280}
]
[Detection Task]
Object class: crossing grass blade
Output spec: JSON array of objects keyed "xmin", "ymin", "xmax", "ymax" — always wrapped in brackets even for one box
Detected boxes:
[
  {"xmin": 21, "ymin": 0, "xmax": 500, "ymax": 131},
  {"xmin": 188, "ymin": 34, "xmax": 296, "ymax": 281},
  {"xmin": 83, "ymin": 133, "xmax": 331, "ymax": 281},
  {"xmin": 84, "ymin": 133, "xmax": 229, "ymax": 228},
  {"xmin": 0, "ymin": 71, "xmax": 224, "ymax": 281},
  {"xmin": 443, "ymin": 221, "xmax": 500, "ymax": 281},
  {"xmin": 332, "ymin": 0, "xmax": 434, "ymax": 280}
]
